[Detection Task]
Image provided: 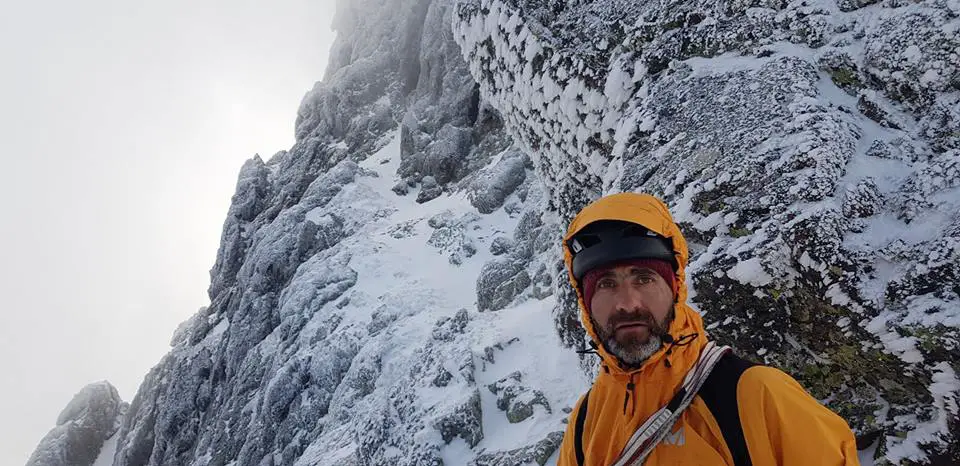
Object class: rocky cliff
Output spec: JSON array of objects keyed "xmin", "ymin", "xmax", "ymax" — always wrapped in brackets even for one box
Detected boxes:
[{"xmin": 455, "ymin": 0, "xmax": 959, "ymax": 463}]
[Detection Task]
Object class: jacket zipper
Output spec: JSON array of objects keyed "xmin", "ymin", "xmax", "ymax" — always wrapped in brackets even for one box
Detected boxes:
[{"xmin": 622, "ymin": 373, "xmax": 637, "ymax": 415}]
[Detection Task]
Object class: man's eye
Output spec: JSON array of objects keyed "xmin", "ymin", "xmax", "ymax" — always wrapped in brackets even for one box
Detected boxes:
[
  {"xmin": 634, "ymin": 275, "xmax": 654, "ymax": 285},
  {"xmin": 598, "ymin": 280, "xmax": 616, "ymax": 289}
]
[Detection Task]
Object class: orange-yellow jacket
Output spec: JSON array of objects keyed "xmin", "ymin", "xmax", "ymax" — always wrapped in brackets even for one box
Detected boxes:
[{"xmin": 558, "ymin": 193, "xmax": 860, "ymax": 466}]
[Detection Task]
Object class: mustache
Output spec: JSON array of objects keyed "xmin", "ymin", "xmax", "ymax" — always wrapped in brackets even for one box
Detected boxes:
[{"xmin": 605, "ymin": 310, "xmax": 667, "ymax": 335}]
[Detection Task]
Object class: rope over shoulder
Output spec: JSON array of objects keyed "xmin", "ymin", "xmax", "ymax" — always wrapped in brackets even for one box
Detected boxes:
[{"xmin": 611, "ymin": 342, "xmax": 731, "ymax": 466}]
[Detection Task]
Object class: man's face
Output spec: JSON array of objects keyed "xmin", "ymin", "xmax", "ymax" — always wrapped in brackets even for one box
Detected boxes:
[{"xmin": 588, "ymin": 264, "xmax": 675, "ymax": 367}]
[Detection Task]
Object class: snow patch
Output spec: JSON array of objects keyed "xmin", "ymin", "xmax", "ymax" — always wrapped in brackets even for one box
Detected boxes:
[{"xmin": 726, "ymin": 258, "xmax": 774, "ymax": 287}]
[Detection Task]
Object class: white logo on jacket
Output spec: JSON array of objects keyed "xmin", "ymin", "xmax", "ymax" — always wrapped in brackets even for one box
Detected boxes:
[{"xmin": 662, "ymin": 427, "xmax": 686, "ymax": 446}]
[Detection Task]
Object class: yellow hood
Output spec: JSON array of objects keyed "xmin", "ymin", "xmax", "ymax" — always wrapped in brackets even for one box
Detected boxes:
[{"xmin": 562, "ymin": 193, "xmax": 707, "ymax": 374}]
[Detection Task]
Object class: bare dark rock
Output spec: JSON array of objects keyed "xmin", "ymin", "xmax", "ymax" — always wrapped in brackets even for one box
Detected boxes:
[
  {"xmin": 434, "ymin": 390, "xmax": 484, "ymax": 448},
  {"xmin": 468, "ymin": 150, "xmax": 528, "ymax": 214},
  {"xmin": 477, "ymin": 258, "xmax": 531, "ymax": 312}
]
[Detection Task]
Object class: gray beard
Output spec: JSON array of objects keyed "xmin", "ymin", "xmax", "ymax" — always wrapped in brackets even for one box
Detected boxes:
[{"xmin": 606, "ymin": 334, "xmax": 664, "ymax": 367}]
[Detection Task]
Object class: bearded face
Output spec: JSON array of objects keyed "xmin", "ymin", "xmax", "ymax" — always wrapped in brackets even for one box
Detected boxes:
[
  {"xmin": 587, "ymin": 265, "xmax": 676, "ymax": 367},
  {"xmin": 591, "ymin": 307, "xmax": 674, "ymax": 366}
]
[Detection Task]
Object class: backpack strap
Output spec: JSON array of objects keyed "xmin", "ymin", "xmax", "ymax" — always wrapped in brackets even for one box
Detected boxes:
[
  {"xmin": 698, "ymin": 352, "xmax": 757, "ymax": 466},
  {"xmin": 575, "ymin": 389, "xmax": 592, "ymax": 466}
]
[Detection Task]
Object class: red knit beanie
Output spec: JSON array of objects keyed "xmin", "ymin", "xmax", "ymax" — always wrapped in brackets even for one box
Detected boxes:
[{"xmin": 582, "ymin": 259, "xmax": 676, "ymax": 310}]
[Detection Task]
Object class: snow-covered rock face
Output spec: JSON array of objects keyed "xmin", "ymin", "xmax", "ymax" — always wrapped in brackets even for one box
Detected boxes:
[
  {"xmin": 101, "ymin": 1, "xmax": 578, "ymax": 466},
  {"xmin": 27, "ymin": 381, "xmax": 126, "ymax": 466},
  {"xmin": 109, "ymin": 134, "xmax": 577, "ymax": 466},
  {"xmin": 455, "ymin": 0, "xmax": 959, "ymax": 463}
]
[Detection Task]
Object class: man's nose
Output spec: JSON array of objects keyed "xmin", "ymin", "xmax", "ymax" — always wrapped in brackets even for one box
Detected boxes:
[{"xmin": 612, "ymin": 283, "xmax": 646, "ymax": 312}]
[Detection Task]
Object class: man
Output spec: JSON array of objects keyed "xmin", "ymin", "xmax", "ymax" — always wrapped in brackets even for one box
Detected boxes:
[{"xmin": 557, "ymin": 192, "xmax": 859, "ymax": 465}]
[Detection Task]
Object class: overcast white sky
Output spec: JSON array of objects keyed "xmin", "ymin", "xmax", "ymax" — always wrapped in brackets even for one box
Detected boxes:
[{"xmin": 0, "ymin": 2, "xmax": 337, "ymax": 463}]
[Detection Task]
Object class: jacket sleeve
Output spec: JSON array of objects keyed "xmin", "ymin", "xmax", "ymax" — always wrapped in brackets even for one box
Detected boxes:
[
  {"xmin": 737, "ymin": 366, "xmax": 860, "ymax": 465},
  {"xmin": 556, "ymin": 393, "xmax": 589, "ymax": 466}
]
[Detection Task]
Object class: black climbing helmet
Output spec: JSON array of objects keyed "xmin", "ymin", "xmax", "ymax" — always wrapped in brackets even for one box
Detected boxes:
[{"xmin": 566, "ymin": 220, "xmax": 677, "ymax": 282}]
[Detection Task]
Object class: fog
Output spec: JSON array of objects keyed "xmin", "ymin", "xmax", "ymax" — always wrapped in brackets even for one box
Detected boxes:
[{"xmin": 0, "ymin": 2, "xmax": 336, "ymax": 463}]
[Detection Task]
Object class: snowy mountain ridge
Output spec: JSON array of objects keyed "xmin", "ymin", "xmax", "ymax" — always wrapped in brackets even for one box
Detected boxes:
[{"xmin": 27, "ymin": 0, "xmax": 959, "ymax": 464}]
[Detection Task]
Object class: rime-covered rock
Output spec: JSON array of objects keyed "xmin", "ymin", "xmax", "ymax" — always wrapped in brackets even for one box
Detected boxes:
[
  {"xmin": 455, "ymin": 0, "xmax": 960, "ymax": 461},
  {"xmin": 487, "ymin": 371, "xmax": 552, "ymax": 423},
  {"xmin": 27, "ymin": 381, "xmax": 126, "ymax": 466},
  {"xmin": 489, "ymin": 236, "xmax": 514, "ymax": 256},
  {"xmin": 470, "ymin": 431, "xmax": 564, "ymax": 466},
  {"xmin": 477, "ymin": 258, "xmax": 531, "ymax": 312},
  {"xmin": 417, "ymin": 175, "xmax": 444, "ymax": 203},
  {"xmin": 427, "ymin": 209, "xmax": 480, "ymax": 263},
  {"xmin": 468, "ymin": 149, "xmax": 529, "ymax": 213}
]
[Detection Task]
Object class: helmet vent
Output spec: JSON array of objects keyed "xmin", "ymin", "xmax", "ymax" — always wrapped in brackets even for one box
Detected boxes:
[{"xmin": 575, "ymin": 234, "xmax": 601, "ymax": 249}]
